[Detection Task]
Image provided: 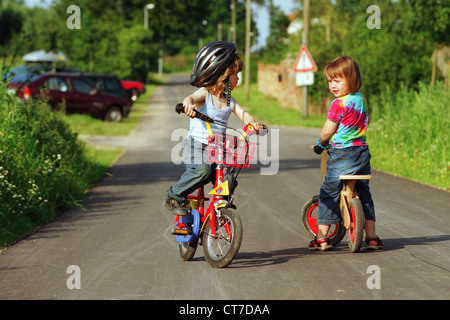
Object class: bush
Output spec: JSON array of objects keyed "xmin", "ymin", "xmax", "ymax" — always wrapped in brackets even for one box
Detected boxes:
[
  {"xmin": 0, "ymin": 82, "xmax": 107, "ymax": 246},
  {"xmin": 368, "ymin": 82, "xmax": 449, "ymax": 190}
]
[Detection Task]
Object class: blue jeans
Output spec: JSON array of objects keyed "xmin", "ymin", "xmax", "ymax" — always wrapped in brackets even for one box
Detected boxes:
[
  {"xmin": 318, "ymin": 146, "xmax": 375, "ymax": 225},
  {"xmin": 168, "ymin": 137, "xmax": 235, "ymax": 202}
]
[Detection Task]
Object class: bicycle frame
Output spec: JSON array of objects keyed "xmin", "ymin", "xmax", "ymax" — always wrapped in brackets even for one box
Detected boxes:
[{"xmin": 174, "ymin": 145, "xmax": 235, "ymax": 242}]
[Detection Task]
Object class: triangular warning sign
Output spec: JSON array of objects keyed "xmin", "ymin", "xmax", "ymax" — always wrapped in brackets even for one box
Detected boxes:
[
  {"xmin": 293, "ymin": 45, "xmax": 317, "ymax": 72},
  {"xmin": 209, "ymin": 181, "xmax": 230, "ymax": 196}
]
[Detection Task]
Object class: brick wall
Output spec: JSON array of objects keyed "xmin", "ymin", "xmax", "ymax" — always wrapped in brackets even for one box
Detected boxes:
[
  {"xmin": 257, "ymin": 59, "xmax": 329, "ymax": 116},
  {"xmin": 257, "ymin": 59, "xmax": 303, "ymax": 110}
]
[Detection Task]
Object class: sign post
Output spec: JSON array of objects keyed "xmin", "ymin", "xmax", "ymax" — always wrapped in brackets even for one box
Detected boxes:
[{"xmin": 293, "ymin": 44, "xmax": 317, "ymax": 116}]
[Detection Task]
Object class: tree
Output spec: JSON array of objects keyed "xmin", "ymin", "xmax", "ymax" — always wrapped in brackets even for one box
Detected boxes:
[{"xmin": 405, "ymin": 0, "xmax": 450, "ymax": 84}]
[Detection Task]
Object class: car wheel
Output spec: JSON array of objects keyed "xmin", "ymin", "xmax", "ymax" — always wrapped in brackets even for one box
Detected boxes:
[{"xmin": 104, "ymin": 106, "xmax": 122, "ymax": 122}]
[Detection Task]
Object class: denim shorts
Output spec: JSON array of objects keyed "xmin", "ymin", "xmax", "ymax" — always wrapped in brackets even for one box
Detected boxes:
[
  {"xmin": 168, "ymin": 136, "xmax": 235, "ymax": 202},
  {"xmin": 318, "ymin": 146, "xmax": 375, "ymax": 225}
]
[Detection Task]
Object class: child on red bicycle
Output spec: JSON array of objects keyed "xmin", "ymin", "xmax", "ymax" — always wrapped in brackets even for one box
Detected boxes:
[
  {"xmin": 164, "ymin": 41, "xmax": 263, "ymax": 216},
  {"xmin": 310, "ymin": 56, "xmax": 383, "ymax": 251}
]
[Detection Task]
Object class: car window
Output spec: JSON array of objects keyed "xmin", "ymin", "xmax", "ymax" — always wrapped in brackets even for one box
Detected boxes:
[
  {"xmin": 47, "ymin": 77, "xmax": 69, "ymax": 92},
  {"xmin": 72, "ymin": 78, "xmax": 95, "ymax": 94},
  {"xmin": 104, "ymin": 77, "xmax": 122, "ymax": 90},
  {"xmin": 9, "ymin": 70, "xmax": 42, "ymax": 84},
  {"xmin": 84, "ymin": 76, "xmax": 104, "ymax": 90}
]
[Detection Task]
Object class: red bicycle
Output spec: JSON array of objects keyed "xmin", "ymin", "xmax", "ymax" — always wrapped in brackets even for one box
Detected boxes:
[{"xmin": 172, "ymin": 104, "xmax": 266, "ymax": 268}]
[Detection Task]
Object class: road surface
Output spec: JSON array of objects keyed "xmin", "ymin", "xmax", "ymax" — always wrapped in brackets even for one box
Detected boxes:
[{"xmin": 1, "ymin": 75, "xmax": 449, "ymax": 304}]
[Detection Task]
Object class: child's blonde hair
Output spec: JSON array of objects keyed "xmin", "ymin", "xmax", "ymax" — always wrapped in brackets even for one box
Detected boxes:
[
  {"xmin": 206, "ymin": 54, "xmax": 244, "ymax": 96},
  {"xmin": 324, "ymin": 56, "xmax": 361, "ymax": 93}
]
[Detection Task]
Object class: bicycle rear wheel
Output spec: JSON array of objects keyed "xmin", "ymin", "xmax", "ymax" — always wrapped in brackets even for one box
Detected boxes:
[
  {"xmin": 202, "ymin": 208, "xmax": 243, "ymax": 268},
  {"xmin": 347, "ymin": 198, "xmax": 365, "ymax": 252},
  {"xmin": 301, "ymin": 196, "xmax": 345, "ymax": 246},
  {"xmin": 178, "ymin": 240, "xmax": 198, "ymax": 261}
]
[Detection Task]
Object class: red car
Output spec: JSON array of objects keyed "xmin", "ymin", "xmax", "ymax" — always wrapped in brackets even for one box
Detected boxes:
[
  {"xmin": 9, "ymin": 73, "xmax": 132, "ymax": 122},
  {"xmin": 121, "ymin": 80, "xmax": 145, "ymax": 101}
]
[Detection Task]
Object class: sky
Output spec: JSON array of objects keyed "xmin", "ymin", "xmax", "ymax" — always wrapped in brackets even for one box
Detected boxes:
[
  {"xmin": 253, "ymin": 0, "xmax": 298, "ymax": 49},
  {"xmin": 24, "ymin": 0, "xmax": 298, "ymax": 49}
]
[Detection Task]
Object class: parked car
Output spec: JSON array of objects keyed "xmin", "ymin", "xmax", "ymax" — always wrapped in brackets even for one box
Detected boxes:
[
  {"xmin": 2, "ymin": 65, "xmax": 80, "ymax": 83},
  {"xmin": 82, "ymin": 72, "xmax": 134, "ymax": 103},
  {"xmin": 121, "ymin": 80, "xmax": 146, "ymax": 101},
  {"xmin": 8, "ymin": 73, "xmax": 131, "ymax": 122}
]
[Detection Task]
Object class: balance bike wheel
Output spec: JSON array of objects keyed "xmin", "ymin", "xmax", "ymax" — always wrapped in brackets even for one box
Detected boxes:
[
  {"xmin": 301, "ymin": 196, "xmax": 345, "ymax": 246},
  {"xmin": 347, "ymin": 198, "xmax": 365, "ymax": 253}
]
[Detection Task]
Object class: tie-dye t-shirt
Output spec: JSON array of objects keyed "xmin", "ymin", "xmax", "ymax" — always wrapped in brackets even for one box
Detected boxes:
[{"xmin": 327, "ymin": 92, "xmax": 369, "ymax": 148}]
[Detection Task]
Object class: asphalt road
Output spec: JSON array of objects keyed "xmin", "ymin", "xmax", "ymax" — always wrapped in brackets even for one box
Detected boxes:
[{"xmin": 0, "ymin": 74, "xmax": 449, "ymax": 303}]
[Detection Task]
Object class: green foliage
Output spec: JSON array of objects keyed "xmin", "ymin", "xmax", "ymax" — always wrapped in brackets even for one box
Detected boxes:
[
  {"xmin": 368, "ymin": 82, "xmax": 449, "ymax": 190},
  {"xmin": 0, "ymin": 0, "xmax": 256, "ymax": 82},
  {"xmin": 261, "ymin": 0, "xmax": 444, "ymax": 106},
  {"xmin": 0, "ymin": 82, "xmax": 112, "ymax": 246}
]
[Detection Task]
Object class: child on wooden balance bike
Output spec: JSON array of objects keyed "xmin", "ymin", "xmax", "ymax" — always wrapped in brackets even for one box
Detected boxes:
[{"xmin": 310, "ymin": 56, "xmax": 383, "ymax": 251}]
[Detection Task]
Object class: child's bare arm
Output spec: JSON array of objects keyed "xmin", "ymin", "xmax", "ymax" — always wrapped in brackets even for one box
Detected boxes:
[
  {"xmin": 183, "ymin": 88, "xmax": 207, "ymax": 118},
  {"xmin": 320, "ymin": 119, "xmax": 338, "ymax": 145},
  {"xmin": 233, "ymin": 99, "xmax": 264, "ymax": 131}
]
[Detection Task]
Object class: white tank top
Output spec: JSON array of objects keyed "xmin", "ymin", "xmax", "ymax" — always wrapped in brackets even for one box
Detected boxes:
[{"xmin": 188, "ymin": 91, "xmax": 235, "ymax": 145}]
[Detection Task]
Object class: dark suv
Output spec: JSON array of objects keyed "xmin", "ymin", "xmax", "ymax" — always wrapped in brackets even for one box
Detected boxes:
[
  {"xmin": 8, "ymin": 73, "xmax": 131, "ymax": 122},
  {"xmin": 82, "ymin": 73, "xmax": 133, "ymax": 102}
]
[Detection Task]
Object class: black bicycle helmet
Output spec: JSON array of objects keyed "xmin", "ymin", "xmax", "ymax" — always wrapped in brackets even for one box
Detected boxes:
[{"xmin": 190, "ymin": 41, "xmax": 237, "ymax": 88}]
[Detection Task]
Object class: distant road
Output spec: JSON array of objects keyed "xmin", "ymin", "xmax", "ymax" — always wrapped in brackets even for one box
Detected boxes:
[{"xmin": 0, "ymin": 74, "xmax": 448, "ymax": 303}]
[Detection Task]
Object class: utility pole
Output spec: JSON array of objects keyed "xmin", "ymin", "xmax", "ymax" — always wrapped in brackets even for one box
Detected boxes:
[
  {"xmin": 303, "ymin": 0, "xmax": 310, "ymax": 47},
  {"xmin": 245, "ymin": 0, "xmax": 251, "ymax": 100},
  {"xmin": 231, "ymin": 0, "xmax": 236, "ymax": 44},
  {"xmin": 302, "ymin": 0, "xmax": 310, "ymax": 116}
]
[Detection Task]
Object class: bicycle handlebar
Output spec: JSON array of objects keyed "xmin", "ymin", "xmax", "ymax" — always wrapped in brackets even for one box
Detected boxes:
[
  {"xmin": 175, "ymin": 103, "xmax": 268, "ymax": 135},
  {"xmin": 313, "ymin": 145, "xmax": 324, "ymax": 155},
  {"xmin": 175, "ymin": 103, "xmax": 215, "ymax": 123}
]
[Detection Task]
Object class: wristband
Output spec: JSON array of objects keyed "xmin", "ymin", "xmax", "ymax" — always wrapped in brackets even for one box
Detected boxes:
[{"xmin": 317, "ymin": 138, "xmax": 330, "ymax": 149}]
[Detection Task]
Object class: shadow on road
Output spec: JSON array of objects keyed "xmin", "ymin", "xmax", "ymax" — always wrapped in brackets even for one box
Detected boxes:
[{"xmin": 229, "ymin": 247, "xmax": 308, "ymax": 268}]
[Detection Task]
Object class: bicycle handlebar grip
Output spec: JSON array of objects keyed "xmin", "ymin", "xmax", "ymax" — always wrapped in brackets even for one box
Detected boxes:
[
  {"xmin": 260, "ymin": 124, "xmax": 268, "ymax": 136},
  {"xmin": 175, "ymin": 103, "xmax": 215, "ymax": 123},
  {"xmin": 313, "ymin": 145, "xmax": 324, "ymax": 155}
]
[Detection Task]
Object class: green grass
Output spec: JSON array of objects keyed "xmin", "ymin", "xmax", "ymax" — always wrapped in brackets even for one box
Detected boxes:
[
  {"xmin": 232, "ymin": 84, "xmax": 325, "ymax": 128},
  {"xmin": 63, "ymin": 84, "xmax": 156, "ymax": 136},
  {"xmin": 368, "ymin": 82, "xmax": 449, "ymax": 190},
  {"xmin": 233, "ymin": 82, "xmax": 448, "ymax": 191},
  {"xmin": 0, "ymin": 79, "xmax": 157, "ymax": 247}
]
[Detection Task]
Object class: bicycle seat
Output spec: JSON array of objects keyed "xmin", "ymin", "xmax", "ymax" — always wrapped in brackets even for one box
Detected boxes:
[{"xmin": 339, "ymin": 175, "xmax": 372, "ymax": 180}]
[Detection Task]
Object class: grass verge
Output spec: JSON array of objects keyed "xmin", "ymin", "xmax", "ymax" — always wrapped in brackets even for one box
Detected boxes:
[
  {"xmin": 232, "ymin": 84, "xmax": 324, "ymax": 128},
  {"xmin": 0, "ymin": 81, "xmax": 155, "ymax": 247}
]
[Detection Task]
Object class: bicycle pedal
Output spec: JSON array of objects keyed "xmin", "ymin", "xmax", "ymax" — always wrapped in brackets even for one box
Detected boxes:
[{"xmin": 171, "ymin": 228, "xmax": 191, "ymax": 236}]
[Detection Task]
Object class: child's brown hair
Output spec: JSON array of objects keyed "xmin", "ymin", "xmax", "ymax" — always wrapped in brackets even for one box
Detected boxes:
[
  {"xmin": 206, "ymin": 54, "xmax": 244, "ymax": 96},
  {"xmin": 324, "ymin": 56, "xmax": 361, "ymax": 93}
]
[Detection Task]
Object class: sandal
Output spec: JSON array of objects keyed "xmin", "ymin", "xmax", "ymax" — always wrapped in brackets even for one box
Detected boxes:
[
  {"xmin": 365, "ymin": 236, "xmax": 383, "ymax": 250},
  {"xmin": 309, "ymin": 237, "xmax": 333, "ymax": 251}
]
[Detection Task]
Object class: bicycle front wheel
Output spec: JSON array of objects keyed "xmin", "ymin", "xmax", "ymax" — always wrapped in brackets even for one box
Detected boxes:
[
  {"xmin": 202, "ymin": 208, "xmax": 243, "ymax": 268},
  {"xmin": 347, "ymin": 198, "xmax": 365, "ymax": 253}
]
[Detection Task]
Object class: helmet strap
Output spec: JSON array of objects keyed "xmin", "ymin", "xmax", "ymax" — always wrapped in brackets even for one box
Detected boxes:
[{"xmin": 226, "ymin": 80, "xmax": 231, "ymax": 107}]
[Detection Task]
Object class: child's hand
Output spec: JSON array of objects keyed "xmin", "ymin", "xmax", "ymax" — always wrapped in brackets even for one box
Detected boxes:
[
  {"xmin": 184, "ymin": 104, "xmax": 198, "ymax": 119},
  {"xmin": 250, "ymin": 122, "xmax": 265, "ymax": 133}
]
